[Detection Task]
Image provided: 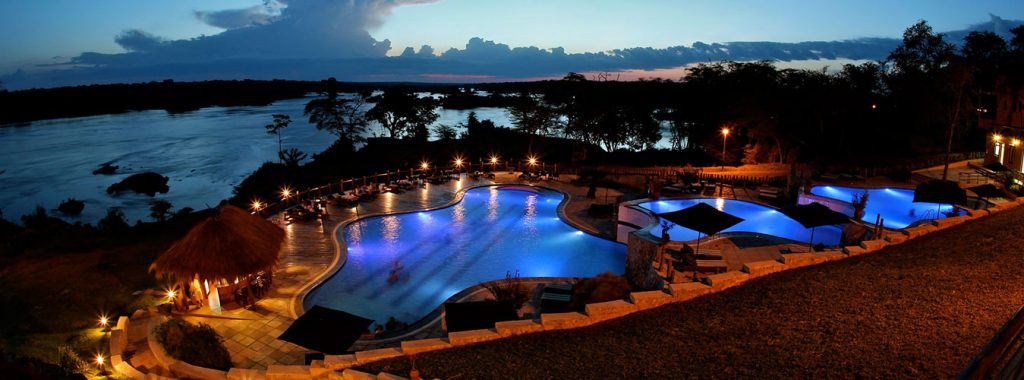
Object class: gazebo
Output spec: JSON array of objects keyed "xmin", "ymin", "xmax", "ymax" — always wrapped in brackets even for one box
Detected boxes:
[{"xmin": 151, "ymin": 205, "xmax": 285, "ymax": 312}]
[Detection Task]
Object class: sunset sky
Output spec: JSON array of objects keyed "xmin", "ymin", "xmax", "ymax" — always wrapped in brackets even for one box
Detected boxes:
[{"xmin": 1, "ymin": 0, "xmax": 1021, "ymax": 88}]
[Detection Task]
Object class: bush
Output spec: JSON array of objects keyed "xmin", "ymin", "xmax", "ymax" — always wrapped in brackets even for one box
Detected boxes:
[
  {"xmin": 56, "ymin": 345, "xmax": 88, "ymax": 376},
  {"xmin": 483, "ymin": 270, "xmax": 528, "ymax": 310},
  {"xmin": 570, "ymin": 272, "xmax": 632, "ymax": 309},
  {"xmin": 154, "ymin": 318, "xmax": 231, "ymax": 370}
]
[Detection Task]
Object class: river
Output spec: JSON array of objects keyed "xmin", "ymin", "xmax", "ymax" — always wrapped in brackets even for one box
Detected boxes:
[{"xmin": 0, "ymin": 97, "xmax": 514, "ymax": 224}]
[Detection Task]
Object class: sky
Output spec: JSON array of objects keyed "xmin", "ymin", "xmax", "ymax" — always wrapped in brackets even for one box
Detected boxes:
[{"xmin": 0, "ymin": 0, "xmax": 1021, "ymax": 88}]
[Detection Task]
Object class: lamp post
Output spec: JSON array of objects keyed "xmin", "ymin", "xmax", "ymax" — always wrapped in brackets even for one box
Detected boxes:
[
  {"xmin": 490, "ymin": 156, "xmax": 498, "ymax": 172},
  {"xmin": 720, "ymin": 127, "xmax": 730, "ymax": 168}
]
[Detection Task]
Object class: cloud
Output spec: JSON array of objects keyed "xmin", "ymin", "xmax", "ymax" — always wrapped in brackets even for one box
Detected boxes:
[
  {"xmin": 193, "ymin": 2, "xmax": 280, "ymax": 30},
  {"xmin": 114, "ymin": 30, "xmax": 165, "ymax": 52},
  {"xmin": 69, "ymin": 0, "xmax": 435, "ymax": 67},
  {"xmin": 2, "ymin": 13, "xmax": 1021, "ymax": 89}
]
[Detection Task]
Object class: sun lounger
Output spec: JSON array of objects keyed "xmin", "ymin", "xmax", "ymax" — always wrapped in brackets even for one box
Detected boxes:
[
  {"xmin": 544, "ymin": 283, "xmax": 573, "ymax": 294},
  {"xmin": 540, "ymin": 292, "xmax": 572, "ymax": 312},
  {"xmin": 758, "ymin": 186, "xmax": 781, "ymax": 199}
]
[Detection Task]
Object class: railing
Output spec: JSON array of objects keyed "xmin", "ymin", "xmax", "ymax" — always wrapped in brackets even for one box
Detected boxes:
[{"xmin": 959, "ymin": 306, "xmax": 1024, "ymax": 379}]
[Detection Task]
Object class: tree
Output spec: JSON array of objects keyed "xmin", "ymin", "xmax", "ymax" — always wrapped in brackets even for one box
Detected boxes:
[
  {"xmin": 507, "ymin": 93, "xmax": 557, "ymax": 135},
  {"xmin": 280, "ymin": 148, "xmax": 307, "ymax": 168},
  {"xmin": 304, "ymin": 90, "xmax": 367, "ymax": 147},
  {"xmin": 149, "ymin": 200, "xmax": 173, "ymax": 222},
  {"xmin": 264, "ymin": 114, "xmax": 291, "ymax": 163},
  {"xmin": 98, "ymin": 208, "xmax": 129, "ymax": 233},
  {"xmin": 887, "ymin": 21, "xmax": 955, "ymax": 75},
  {"xmin": 365, "ymin": 91, "xmax": 438, "ymax": 138},
  {"xmin": 432, "ymin": 124, "xmax": 457, "ymax": 140},
  {"xmin": 621, "ymin": 105, "xmax": 661, "ymax": 151}
]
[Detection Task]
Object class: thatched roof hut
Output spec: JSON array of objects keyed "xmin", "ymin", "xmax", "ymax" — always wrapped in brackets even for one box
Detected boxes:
[{"xmin": 151, "ymin": 205, "xmax": 284, "ymax": 282}]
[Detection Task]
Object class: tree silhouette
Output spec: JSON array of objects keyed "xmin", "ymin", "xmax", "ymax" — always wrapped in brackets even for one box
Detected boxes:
[
  {"xmin": 304, "ymin": 88, "xmax": 367, "ymax": 148},
  {"xmin": 280, "ymin": 148, "xmax": 307, "ymax": 168},
  {"xmin": 507, "ymin": 93, "xmax": 558, "ymax": 136},
  {"xmin": 432, "ymin": 124, "xmax": 458, "ymax": 140},
  {"xmin": 149, "ymin": 200, "xmax": 173, "ymax": 222},
  {"xmin": 264, "ymin": 114, "xmax": 291, "ymax": 163},
  {"xmin": 365, "ymin": 90, "xmax": 438, "ymax": 138}
]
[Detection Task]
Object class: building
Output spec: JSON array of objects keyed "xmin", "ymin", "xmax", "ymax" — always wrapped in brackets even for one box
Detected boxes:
[{"xmin": 981, "ymin": 77, "xmax": 1024, "ymax": 183}]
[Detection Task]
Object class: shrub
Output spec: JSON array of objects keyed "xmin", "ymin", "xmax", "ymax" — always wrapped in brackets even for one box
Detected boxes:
[
  {"xmin": 483, "ymin": 270, "xmax": 528, "ymax": 310},
  {"xmin": 154, "ymin": 318, "xmax": 231, "ymax": 370},
  {"xmin": 56, "ymin": 345, "xmax": 88, "ymax": 375},
  {"xmin": 570, "ymin": 272, "xmax": 632, "ymax": 309}
]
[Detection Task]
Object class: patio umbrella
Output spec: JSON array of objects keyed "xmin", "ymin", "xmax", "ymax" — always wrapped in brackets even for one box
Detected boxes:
[
  {"xmin": 657, "ymin": 202, "xmax": 744, "ymax": 256},
  {"xmin": 780, "ymin": 202, "xmax": 851, "ymax": 249},
  {"xmin": 278, "ymin": 306, "xmax": 373, "ymax": 354},
  {"xmin": 914, "ymin": 180, "xmax": 967, "ymax": 219}
]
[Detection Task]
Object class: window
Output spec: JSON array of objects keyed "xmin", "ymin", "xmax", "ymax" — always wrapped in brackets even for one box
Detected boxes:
[{"xmin": 995, "ymin": 142, "xmax": 1004, "ymax": 164}]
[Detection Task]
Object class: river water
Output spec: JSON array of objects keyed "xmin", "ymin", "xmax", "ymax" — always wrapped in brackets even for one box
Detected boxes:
[{"xmin": 0, "ymin": 97, "xmax": 514, "ymax": 224}]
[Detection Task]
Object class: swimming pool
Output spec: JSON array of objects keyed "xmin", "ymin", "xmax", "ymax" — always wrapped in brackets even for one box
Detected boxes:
[
  {"xmin": 636, "ymin": 198, "xmax": 842, "ymax": 245},
  {"xmin": 304, "ymin": 186, "xmax": 627, "ymax": 326},
  {"xmin": 810, "ymin": 185, "xmax": 952, "ymax": 229}
]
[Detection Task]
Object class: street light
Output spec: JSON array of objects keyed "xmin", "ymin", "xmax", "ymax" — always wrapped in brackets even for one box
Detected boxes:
[
  {"xmin": 420, "ymin": 161, "xmax": 429, "ymax": 170},
  {"xmin": 251, "ymin": 200, "xmax": 263, "ymax": 213},
  {"xmin": 453, "ymin": 156, "xmax": 464, "ymax": 172},
  {"xmin": 720, "ymin": 127, "xmax": 730, "ymax": 168}
]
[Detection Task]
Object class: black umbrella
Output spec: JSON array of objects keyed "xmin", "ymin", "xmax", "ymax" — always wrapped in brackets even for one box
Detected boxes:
[
  {"xmin": 278, "ymin": 306, "xmax": 373, "ymax": 354},
  {"xmin": 657, "ymin": 202, "xmax": 744, "ymax": 255},
  {"xmin": 913, "ymin": 180, "xmax": 967, "ymax": 205},
  {"xmin": 780, "ymin": 202, "xmax": 851, "ymax": 249},
  {"xmin": 914, "ymin": 180, "xmax": 967, "ymax": 219}
]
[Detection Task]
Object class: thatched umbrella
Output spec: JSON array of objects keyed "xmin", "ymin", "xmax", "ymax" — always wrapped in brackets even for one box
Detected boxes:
[{"xmin": 151, "ymin": 205, "xmax": 284, "ymax": 308}]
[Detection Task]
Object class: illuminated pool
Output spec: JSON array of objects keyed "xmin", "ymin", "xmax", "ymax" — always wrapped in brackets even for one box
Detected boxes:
[
  {"xmin": 810, "ymin": 185, "xmax": 952, "ymax": 229},
  {"xmin": 304, "ymin": 186, "xmax": 627, "ymax": 326},
  {"xmin": 636, "ymin": 198, "xmax": 843, "ymax": 246}
]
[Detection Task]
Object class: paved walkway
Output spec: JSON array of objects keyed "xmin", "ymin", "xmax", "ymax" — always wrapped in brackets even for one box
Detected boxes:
[{"xmin": 182, "ymin": 173, "xmax": 622, "ymax": 369}]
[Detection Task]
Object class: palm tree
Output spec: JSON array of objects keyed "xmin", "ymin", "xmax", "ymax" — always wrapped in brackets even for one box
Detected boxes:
[{"xmin": 264, "ymin": 114, "xmax": 291, "ymax": 163}]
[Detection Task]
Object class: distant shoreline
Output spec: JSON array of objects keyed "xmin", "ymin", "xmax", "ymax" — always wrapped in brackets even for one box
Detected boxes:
[{"xmin": 0, "ymin": 79, "xmax": 530, "ymax": 126}]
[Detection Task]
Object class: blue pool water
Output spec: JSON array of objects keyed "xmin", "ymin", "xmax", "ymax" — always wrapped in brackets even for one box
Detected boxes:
[
  {"xmin": 810, "ymin": 186, "xmax": 952, "ymax": 229},
  {"xmin": 637, "ymin": 198, "xmax": 842, "ymax": 246},
  {"xmin": 304, "ymin": 186, "xmax": 627, "ymax": 326}
]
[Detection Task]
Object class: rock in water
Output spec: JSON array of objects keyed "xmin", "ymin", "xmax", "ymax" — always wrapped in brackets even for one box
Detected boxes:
[
  {"xmin": 107, "ymin": 172, "xmax": 170, "ymax": 196},
  {"xmin": 57, "ymin": 198, "xmax": 85, "ymax": 215},
  {"xmin": 93, "ymin": 162, "xmax": 119, "ymax": 175}
]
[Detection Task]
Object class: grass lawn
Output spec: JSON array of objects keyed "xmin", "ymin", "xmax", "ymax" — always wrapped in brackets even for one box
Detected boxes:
[{"xmin": 359, "ymin": 206, "xmax": 1024, "ymax": 379}]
